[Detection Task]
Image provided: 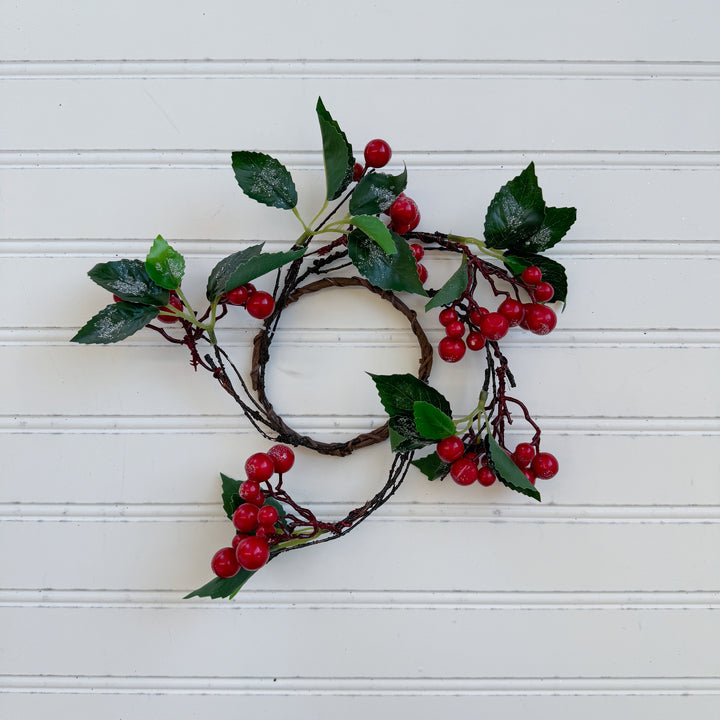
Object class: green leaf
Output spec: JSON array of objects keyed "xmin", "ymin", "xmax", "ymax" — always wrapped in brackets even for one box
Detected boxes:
[
  {"xmin": 220, "ymin": 472, "xmax": 243, "ymax": 520},
  {"xmin": 389, "ymin": 415, "xmax": 432, "ymax": 452},
  {"xmin": 413, "ymin": 401, "xmax": 456, "ymax": 440},
  {"xmin": 425, "ymin": 256, "xmax": 468, "ymax": 311},
  {"xmin": 206, "ymin": 244, "xmax": 265, "ymax": 301},
  {"xmin": 485, "ymin": 432, "xmax": 541, "ymax": 502},
  {"xmin": 503, "ymin": 252, "xmax": 569, "ymax": 305},
  {"xmin": 347, "ymin": 229, "xmax": 426, "ymax": 296},
  {"xmin": 349, "ymin": 167, "xmax": 407, "ymax": 215},
  {"xmin": 484, "ymin": 163, "xmax": 545, "ymax": 250},
  {"xmin": 87, "ymin": 259, "xmax": 170, "ymax": 306},
  {"xmin": 316, "ymin": 97, "xmax": 354, "ymax": 201},
  {"xmin": 184, "ymin": 569, "xmax": 256, "ymax": 600},
  {"xmin": 411, "ymin": 452, "xmax": 451, "ymax": 481},
  {"xmin": 369, "ymin": 372, "xmax": 452, "ymax": 419},
  {"xmin": 71, "ymin": 302, "xmax": 159, "ymax": 344},
  {"xmin": 145, "ymin": 235, "xmax": 186, "ymax": 290},
  {"xmin": 350, "ymin": 215, "xmax": 396, "ymax": 254},
  {"xmin": 225, "ymin": 247, "xmax": 306, "ymax": 292},
  {"xmin": 520, "ymin": 206, "xmax": 577, "ymax": 253},
  {"xmin": 231, "ymin": 151, "xmax": 298, "ymax": 209}
]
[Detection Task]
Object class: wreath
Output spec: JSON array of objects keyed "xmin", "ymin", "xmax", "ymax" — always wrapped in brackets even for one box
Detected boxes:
[{"xmin": 72, "ymin": 98, "xmax": 576, "ymax": 599}]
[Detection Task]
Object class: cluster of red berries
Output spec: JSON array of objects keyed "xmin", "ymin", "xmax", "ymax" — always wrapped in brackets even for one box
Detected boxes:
[
  {"xmin": 224, "ymin": 283, "xmax": 275, "ymax": 320},
  {"xmin": 210, "ymin": 444, "xmax": 295, "ymax": 579},
  {"xmin": 436, "ymin": 435, "xmax": 559, "ymax": 487},
  {"xmin": 437, "ymin": 266, "xmax": 557, "ymax": 363}
]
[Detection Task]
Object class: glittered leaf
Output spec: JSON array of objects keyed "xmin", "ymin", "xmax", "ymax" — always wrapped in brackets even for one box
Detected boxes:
[
  {"xmin": 316, "ymin": 97, "xmax": 354, "ymax": 201},
  {"xmin": 231, "ymin": 151, "xmax": 298, "ymax": 209},
  {"xmin": 71, "ymin": 302, "xmax": 159, "ymax": 344},
  {"xmin": 350, "ymin": 215, "xmax": 396, "ymax": 254},
  {"xmin": 425, "ymin": 255, "xmax": 468, "ymax": 311},
  {"xmin": 349, "ymin": 167, "xmax": 407, "ymax": 216},
  {"xmin": 225, "ymin": 247, "xmax": 305, "ymax": 292},
  {"xmin": 206, "ymin": 244, "xmax": 265, "ymax": 301},
  {"xmin": 411, "ymin": 452, "xmax": 451, "ymax": 481},
  {"xmin": 145, "ymin": 235, "xmax": 185, "ymax": 290},
  {"xmin": 369, "ymin": 373, "xmax": 452, "ymax": 419},
  {"xmin": 413, "ymin": 401, "xmax": 456, "ymax": 440},
  {"xmin": 521, "ymin": 206, "xmax": 577, "ymax": 253},
  {"xmin": 485, "ymin": 432, "xmax": 541, "ymax": 501},
  {"xmin": 87, "ymin": 259, "xmax": 169, "ymax": 306},
  {"xmin": 389, "ymin": 415, "xmax": 432, "ymax": 452}
]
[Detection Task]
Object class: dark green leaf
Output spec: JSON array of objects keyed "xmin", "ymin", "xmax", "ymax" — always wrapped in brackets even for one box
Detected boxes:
[
  {"xmin": 231, "ymin": 151, "xmax": 298, "ymax": 209},
  {"xmin": 503, "ymin": 252, "xmax": 569, "ymax": 305},
  {"xmin": 71, "ymin": 302, "xmax": 159, "ymax": 344},
  {"xmin": 316, "ymin": 97, "xmax": 354, "ymax": 201},
  {"xmin": 369, "ymin": 372, "xmax": 452, "ymax": 418},
  {"xmin": 347, "ymin": 229, "xmax": 426, "ymax": 296},
  {"xmin": 411, "ymin": 452, "xmax": 451, "ymax": 481},
  {"xmin": 425, "ymin": 256, "xmax": 468, "ymax": 311},
  {"xmin": 484, "ymin": 163, "xmax": 545, "ymax": 250},
  {"xmin": 184, "ymin": 569, "xmax": 256, "ymax": 600},
  {"xmin": 350, "ymin": 215, "xmax": 396, "ymax": 254},
  {"xmin": 485, "ymin": 432, "xmax": 541, "ymax": 501},
  {"xmin": 220, "ymin": 472, "xmax": 243, "ymax": 520},
  {"xmin": 413, "ymin": 401, "xmax": 456, "ymax": 440},
  {"xmin": 520, "ymin": 206, "xmax": 577, "ymax": 253},
  {"xmin": 349, "ymin": 167, "xmax": 407, "ymax": 215},
  {"xmin": 225, "ymin": 247, "xmax": 305, "ymax": 292},
  {"xmin": 389, "ymin": 415, "xmax": 432, "ymax": 452},
  {"xmin": 206, "ymin": 244, "xmax": 265, "ymax": 301},
  {"xmin": 144, "ymin": 235, "xmax": 185, "ymax": 290},
  {"xmin": 88, "ymin": 259, "xmax": 170, "ymax": 306}
]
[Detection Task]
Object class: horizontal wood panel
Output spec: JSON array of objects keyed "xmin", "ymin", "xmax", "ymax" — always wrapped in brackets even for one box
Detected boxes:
[
  {"xmin": 4, "ymin": 77, "xmax": 719, "ymax": 152},
  {"xmin": 2, "ymin": 1, "xmax": 717, "ymax": 61}
]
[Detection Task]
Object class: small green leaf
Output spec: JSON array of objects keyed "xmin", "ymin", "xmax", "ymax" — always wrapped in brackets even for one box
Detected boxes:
[
  {"xmin": 485, "ymin": 432, "xmax": 541, "ymax": 501},
  {"xmin": 71, "ymin": 302, "xmax": 159, "ymax": 344},
  {"xmin": 369, "ymin": 373, "xmax": 452, "ymax": 419},
  {"xmin": 225, "ymin": 247, "xmax": 305, "ymax": 292},
  {"xmin": 425, "ymin": 256, "xmax": 468, "ymax": 311},
  {"xmin": 88, "ymin": 259, "xmax": 170, "ymax": 306},
  {"xmin": 316, "ymin": 97, "xmax": 354, "ymax": 201},
  {"xmin": 231, "ymin": 151, "xmax": 298, "ymax": 209},
  {"xmin": 145, "ymin": 235, "xmax": 186, "ymax": 290},
  {"xmin": 220, "ymin": 472, "xmax": 243, "ymax": 520},
  {"xmin": 503, "ymin": 252, "xmax": 569, "ymax": 305},
  {"xmin": 206, "ymin": 244, "xmax": 265, "ymax": 301},
  {"xmin": 347, "ymin": 229, "xmax": 426, "ymax": 296},
  {"xmin": 484, "ymin": 163, "xmax": 545, "ymax": 250},
  {"xmin": 411, "ymin": 452, "xmax": 451, "ymax": 481},
  {"xmin": 349, "ymin": 167, "xmax": 407, "ymax": 216},
  {"xmin": 520, "ymin": 206, "xmax": 577, "ymax": 253},
  {"xmin": 413, "ymin": 401, "xmax": 456, "ymax": 440},
  {"xmin": 350, "ymin": 215, "xmax": 396, "ymax": 254},
  {"xmin": 184, "ymin": 569, "xmax": 256, "ymax": 600},
  {"xmin": 389, "ymin": 415, "xmax": 432, "ymax": 452}
]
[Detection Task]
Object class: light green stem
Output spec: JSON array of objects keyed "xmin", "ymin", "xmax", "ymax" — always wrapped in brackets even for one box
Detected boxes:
[{"xmin": 448, "ymin": 233, "xmax": 505, "ymax": 261}]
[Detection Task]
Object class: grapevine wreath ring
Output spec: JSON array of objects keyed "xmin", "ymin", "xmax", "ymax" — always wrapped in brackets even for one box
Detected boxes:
[{"xmin": 73, "ymin": 98, "xmax": 576, "ymax": 599}]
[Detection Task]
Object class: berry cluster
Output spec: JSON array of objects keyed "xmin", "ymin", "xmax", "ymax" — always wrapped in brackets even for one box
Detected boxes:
[
  {"xmin": 210, "ymin": 444, "xmax": 295, "ymax": 578},
  {"xmin": 225, "ymin": 283, "xmax": 276, "ymax": 320}
]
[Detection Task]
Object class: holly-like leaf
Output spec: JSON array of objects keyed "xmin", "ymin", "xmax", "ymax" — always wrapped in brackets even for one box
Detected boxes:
[
  {"xmin": 145, "ymin": 235, "xmax": 185, "ymax": 290},
  {"xmin": 484, "ymin": 163, "xmax": 545, "ymax": 250},
  {"xmin": 411, "ymin": 452, "xmax": 451, "ymax": 481},
  {"xmin": 369, "ymin": 373, "xmax": 452, "ymax": 419},
  {"xmin": 184, "ymin": 569, "xmax": 256, "ymax": 600},
  {"xmin": 231, "ymin": 151, "xmax": 298, "ymax": 209},
  {"xmin": 316, "ymin": 97, "xmax": 354, "ymax": 201},
  {"xmin": 347, "ymin": 229, "xmax": 427, "ymax": 296},
  {"xmin": 413, "ymin": 401, "xmax": 456, "ymax": 440},
  {"xmin": 485, "ymin": 432, "xmax": 541, "ymax": 501},
  {"xmin": 349, "ymin": 167, "xmax": 407, "ymax": 216},
  {"xmin": 520, "ymin": 206, "xmax": 577, "ymax": 253},
  {"xmin": 220, "ymin": 472, "xmax": 243, "ymax": 520},
  {"xmin": 206, "ymin": 244, "xmax": 265, "ymax": 301},
  {"xmin": 503, "ymin": 252, "xmax": 569, "ymax": 305},
  {"xmin": 88, "ymin": 259, "xmax": 170, "ymax": 306},
  {"xmin": 425, "ymin": 256, "xmax": 468, "ymax": 311},
  {"xmin": 350, "ymin": 215, "xmax": 396, "ymax": 254},
  {"xmin": 389, "ymin": 415, "xmax": 432, "ymax": 452},
  {"xmin": 225, "ymin": 247, "xmax": 305, "ymax": 292},
  {"xmin": 71, "ymin": 302, "xmax": 159, "ymax": 344}
]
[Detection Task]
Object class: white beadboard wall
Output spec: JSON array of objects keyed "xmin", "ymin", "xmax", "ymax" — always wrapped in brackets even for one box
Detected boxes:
[{"xmin": 2, "ymin": 2, "xmax": 720, "ymax": 717}]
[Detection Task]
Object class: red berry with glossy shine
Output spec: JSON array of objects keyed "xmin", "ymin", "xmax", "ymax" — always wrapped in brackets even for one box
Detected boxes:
[
  {"xmin": 450, "ymin": 457, "xmax": 479, "ymax": 486},
  {"xmin": 364, "ymin": 139, "xmax": 392, "ymax": 168},
  {"xmin": 352, "ymin": 162, "xmax": 364, "ymax": 181},
  {"xmin": 232, "ymin": 533, "xmax": 249, "ymax": 551},
  {"xmin": 512, "ymin": 442, "xmax": 536, "ymax": 468},
  {"xmin": 438, "ymin": 337, "xmax": 466, "ymax": 363},
  {"xmin": 533, "ymin": 281, "xmax": 555, "ymax": 303},
  {"xmin": 523, "ymin": 304, "xmax": 557, "ymax": 335},
  {"xmin": 439, "ymin": 308, "xmax": 458, "ymax": 326},
  {"xmin": 416, "ymin": 263, "xmax": 428, "ymax": 284},
  {"xmin": 409, "ymin": 243, "xmax": 424, "ymax": 261},
  {"xmin": 235, "ymin": 536, "xmax": 270, "ymax": 571},
  {"xmin": 211, "ymin": 547, "xmax": 240, "ymax": 578},
  {"xmin": 523, "ymin": 468, "xmax": 537, "ymax": 485},
  {"xmin": 498, "ymin": 298, "xmax": 524, "ymax": 327},
  {"xmin": 469, "ymin": 307, "xmax": 489, "ymax": 326},
  {"xmin": 445, "ymin": 320, "xmax": 465, "ymax": 339},
  {"xmin": 240, "ymin": 479, "xmax": 263, "ymax": 504},
  {"xmin": 389, "ymin": 196, "xmax": 419, "ymax": 226},
  {"xmin": 531, "ymin": 452, "xmax": 559, "ymax": 479},
  {"xmin": 232, "ymin": 503, "xmax": 259, "ymax": 533},
  {"xmin": 226, "ymin": 285, "xmax": 250, "ymax": 306},
  {"xmin": 521, "ymin": 266, "xmax": 543, "ymax": 286},
  {"xmin": 245, "ymin": 452, "xmax": 275, "ymax": 482},
  {"xmin": 158, "ymin": 293, "xmax": 183, "ymax": 323},
  {"xmin": 466, "ymin": 331, "xmax": 486, "ymax": 351},
  {"xmin": 480, "ymin": 312, "xmax": 510, "ymax": 341},
  {"xmin": 267, "ymin": 444, "xmax": 295, "ymax": 474},
  {"xmin": 257, "ymin": 504, "xmax": 279, "ymax": 527},
  {"xmin": 477, "ymin": 467, "xmax": 496, "ymax": 487},
  {"xmin": 436, "ymin": 436, "xmax": 465, "ymax": 463},
  {"xmin": 246, "ymin": 291, "xmax": 275, "ymax": 320}
]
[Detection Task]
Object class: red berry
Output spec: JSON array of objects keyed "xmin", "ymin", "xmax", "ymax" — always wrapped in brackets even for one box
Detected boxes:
[
  {"xmin": 512, "ymin": 442, "xmax": 536, "ymax": 468},
  {"xmin": 158, "ymin": 293, "xmax": 183, "ymax": 323},
  {"xmin": 477, "ymin": 467, "xmax": 496, "ymax": 487},
  {"xmin": 438, "ymin": 337, "xmax": 466, "ymax": 363},
  {"xmin": 235, "ymin": 536, "xmax": 270, "ymax": 571},
  {"xmin": 364, "ymin": 139, "xmax": 392, "ymax": 168},
  {"xmin": 211, "ymin": 547, "xmax": 240, "ymax": 578},
  {"xmin": 409, "ymin": 243, "xmax": 424, "ymax": 261},
  {"xmin": 257, "ymin": 504, "xmax": 279, "ymax": 527},
  {"xmin": 245, "ymin": 452, "xmax": 275, "ymax": 482},
  {"xmin": 533, "ymin": 281, "xmax": 555, "ymax": 303},
  {"xmin": 232, "ymin": 503, "xmax": 259, "ymax": 533},
  {"xmin": 531, "ymin": 452, "xmax": 559, "ymax": 479},
  {"xmin": 389, "ymin": 196, "xmax": 419, "ymax": 226},
  {"xmin": 416, "ymin": 263, "xmax": 428, "ymax": 284},
  {"xmin": 407, "ymin": 211, "xmax": 421, "ymax": 232},
  {"xmin": 246, "ymin": 291, "xmax": 275, "ymax": 320},
  {"xmin": 521, "ymin": 266, "xmax": 542, "ymax": 286},
  {"xmin": 267, "ymin": 444, "xmax": 295, "ymax": 474},
  {"xmin": 497, "ymin": 298, "xmax": 524, "ymax": 327},
  {"xmin": 436, "ymin": 436, "xmax": 465, "ymax": 463},
  {"xmin": 439, "ymin": 308, "xmax": 458, "ymax": 326},
  {"xmin": 450, "ymin": 457, "xmax": 479, "ymax": 486},
  {"xmin": 479, "ymin": 312, "xmax": 509, "ymax": 341},
  {"xmin": 352, "ymin": 162, "xmax": 364, "ymax": 181},
  {"xmin": 445, "ymin": 320, "xmax": 465, "ymax": 339},
  {"xmin": 232, "ymin": 533, "xmax": 249, "ymax": 550},
  {"xmin": 523, "ymin": 304, "xmax": 557, "ymax": 335},
  {"xmin": 240, "ymin": 479, "xmax": 263, "ymax": 503},
  {"xmin": 522, "ymin": 468, "xmax": 537, "ymax": 485},
  {"xmin": 226, "ymin": 285, "xmax": 251, "ymax": 306},
  {"xmin": 469, "ymin": 307, "xmax": 489, "ymax": 326},
  {"xmin": 466, "ymin": 331, "xmax": 486, "ymax": 351}
]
